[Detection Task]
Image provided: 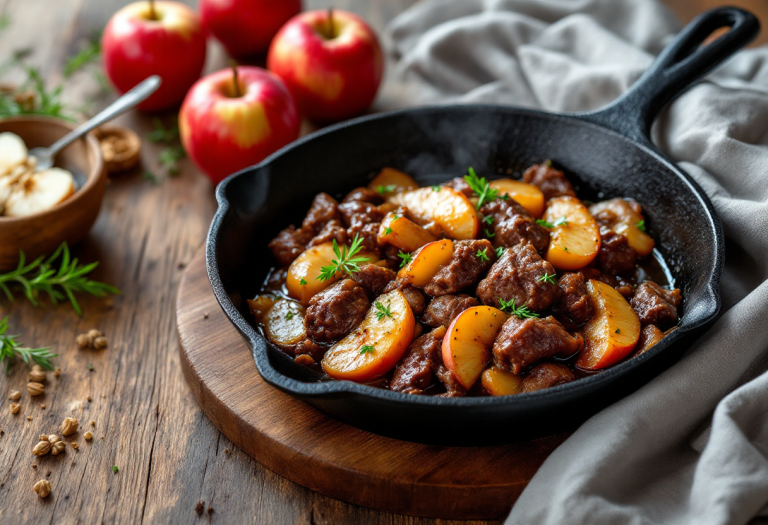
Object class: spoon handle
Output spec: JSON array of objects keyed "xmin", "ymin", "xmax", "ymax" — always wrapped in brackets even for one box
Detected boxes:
[{"xmin": 46, "ymin": 75, "xmax": 162, "ymax": 156}]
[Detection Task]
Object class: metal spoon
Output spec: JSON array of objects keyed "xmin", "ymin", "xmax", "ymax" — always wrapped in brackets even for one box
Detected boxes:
[{"xmin": 29, "ymin": 75, "xmax": 162, "ymax": 171}]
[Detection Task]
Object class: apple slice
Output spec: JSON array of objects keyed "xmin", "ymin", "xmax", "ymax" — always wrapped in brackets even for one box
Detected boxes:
[
  {"xmin": 322, "ymin": 290, "xmax": 415, "ymax": 382},
  {"xmin": 589, "ymin": 198, "xmax": 655, "ymax": 257},
  {"xmin": 442, "ymin": 305, "xmax": 508, "ymax": 389},
  {"xmin": 488, "ymin": 179, "xmax": 545, "ymax": 218},
  {"xmin": 0, "ymin": 132, "xmax": 28, "ymax": 172},
  {"xmin": 286, "ymin": 241, "xmax": 379, "ymax": 304},
  {"xmin": 481, "ymin": 366, "xmax": 523, "ymax": 396},
  {"xmin": 397, "ymin": 239, "xmax": 454, "ymax": 287},
  {"xmin": 389, "ymin": 187, "xmax": 479, "ymax": 239},
  {"xmin": 4, "ymin": 168, "xmax": 75, "ymax": 217},
  {"xmin": 368, "ymin": 167, "xmax": 418, "ymax": 196},
  {"xmin": 543, "ymin": 196, "xmax": 601, "ymax": 270},
  {"xmin": 378, "ymin": 211, "xmax": 438, "ymax": 252},
  {"xmin": 576, "ymin": 279, "xmax": 641, "ymax": 370}
]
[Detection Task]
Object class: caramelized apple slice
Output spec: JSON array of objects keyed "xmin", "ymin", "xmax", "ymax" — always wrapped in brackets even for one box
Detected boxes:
[
  {"xmin": 589, "ymin": 198, "xmax": 655, "ymax": 257},
  {"xmin": 322, "ymin": 290, "xmax": 415, "ymax": 382},
  {"xmin": 481, "ymin": 366, "xmax": 523, "ymax": 396},
  {"xmin": 488, "ymin": 179, "xmax": 545, "ymax": 218},
  {"xmin": 576, "ymin": 280, "xmax": 641, "ymax": 370},
  {"xmin": 368, "ymin": 167, "xmax": 418, "ymax": 196},
  {"xmin": 397, "ymin": 239, "xmax": 454, "ymax": 287},
  {"xmin": 378, "ymin": 211, "xmax": 438, "ymax": 252},
  {"xmin": 389, "ymin": 187, "xmax": 480, "ymax": 239},
  {"xmin": 543, "ymin": 196, "xmax": 601, "ymax": 270},
  {"xmin": 286, "ymin": 242, "xmax": 379, "ymax": 304},
  {"xmin": 442, "ymin": 305, "xmax": 508, "ymax": 389}
]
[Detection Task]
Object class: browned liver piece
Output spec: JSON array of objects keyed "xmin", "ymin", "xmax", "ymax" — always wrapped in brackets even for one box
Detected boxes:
[
  {"xmin": 523, "ymin": 363, "xmax": 575, "ymax": 392},
  {"xmin": 476, "ymin": 243, "xmax": 558, "ymax": 312},
  {"xmin": 343, "ymin": 186, "xmax": 384, "ymax": 204},
  {"xmin": 553, "ymin": 272, "xmax": 593, "ymax": 328},
  {"xmin": 479, "ymin": 198, "xmax": 549, "ymax": 253},
  {"xmin": 492, "ymin": 316, "xmax": 583, "ymax": 374},
  {"xmin": 422, "ymin": 294, "xmax": 480, "ymax": 328},
  {"xmin": 305, "ymin": 279, "xmax": 370, "ymax": 343},
  {"xmin": 631, "ymin": 282, "xmax": 682, "ymax": 328},
  {"xmin": 293, "ymin": 338, "xmax": 325, "ymax": 363},
  {"xmin": 435, "ymin": 363, "xmax": 466, "ymax": 397},
  {"xmin": 423, "ymin": 239, "xmax": 496, "ymax": 296},
  {"xmin": 303, "ymin": 192, "xmax": 341, "ymax": 233},
  {"xmin": 391, "ymin": 326, "xmax": 446, "ymax": 394},
  {"xmin": 351, "ymin": 264, "xmax": 396, "ymax": 297},
  {"xmin": 598, "ymin": 230, "xmax": 637, "ymax": 277},
  {"xmin": 383, "ymin": 279, "xmax": 428, "ymax": 316},
  {"xmin": 268, "ymin": 225, "xmax": 314, "ymax": 266},
  {"xmin": 308, "ymin": 219, "xmax": 349, "ymax": 248},
  {"xmin": 443, "ymin": 176, "xmax": 474, "ymax": 198},
  {"xmin": 523, "ymin": 162, "xmax": 577, "ymax": 201}
]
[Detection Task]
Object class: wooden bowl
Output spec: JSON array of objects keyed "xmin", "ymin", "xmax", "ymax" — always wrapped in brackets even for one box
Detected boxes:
[{"xmin": 0, "ymin": 116, "xmax": 106, "ymax": 269}]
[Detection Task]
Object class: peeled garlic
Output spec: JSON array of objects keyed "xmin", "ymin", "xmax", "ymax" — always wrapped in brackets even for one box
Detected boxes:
[{"xmin": 4, "ymin": 167, "xmax": 75, "ymax": 217}]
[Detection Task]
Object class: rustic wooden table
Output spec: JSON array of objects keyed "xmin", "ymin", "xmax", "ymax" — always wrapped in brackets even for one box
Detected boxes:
[{"xmin": 0, "ymin": 0, "xmax": 762, "ymax": 524}]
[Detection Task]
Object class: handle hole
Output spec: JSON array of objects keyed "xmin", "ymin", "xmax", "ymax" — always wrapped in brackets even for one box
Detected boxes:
[{"xmin": 702, "ymin": 26, "xmax": 731, "ymax": 47}]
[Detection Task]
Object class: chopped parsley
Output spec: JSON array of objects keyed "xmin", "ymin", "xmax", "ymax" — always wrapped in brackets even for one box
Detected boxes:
[
  {"xmin": 538, "ymin": 273, "xmax": 556, "ymax": 285},
  {"xmin": 397, "ymin": 251, "xmax": 413, "ymax": 268},
  {"xmin": 316, "ymin": 235, "xmax": 369, "ymax": 281},
  {"xmin": 375, "ymin": 301, "xmax": 393, "ymax": 321},
  {"xmin": 432, "ymin": 185, "xmax": 441, "ymax": 192},
  {"xmin": 485, "ymin": 228, "xmax": 495, "ymax": 238},
  {"xmin": 482, "ymin": 215, "xmax": 494, "ymax": 225},
  {"xmin": 377, "ymin": 184, "xmax": 396, "ymax": 194},
  {"xmin": 285, "ymin": 311, "xmax": 294, "ymax": 320},
  {"xmin": 112, "ymin": 466, "xmax": 119, "ymax": 474},
  {"xmin": 636, "ymin": 220, "xmax": 646, "ymax": 232},
  {"xmin": 384, "ymin": 227, "xmax": 393, "ymax": 235},
  {"xmin": 495, "ymin": 247, "xmax": 505, "ymax": 258},
  {"xmin": 464, "ymin": 167, "xmax": 499, "ymax": 209},
  {"xmin": 359, "ymin": 345, "xmax": 375, "ymax": 355},
  {"xmin": 615, "ymin": 328, "xmax": 621, "ymax": 334},
  {"xmin": 299, "ymin": 278, "xmax": 307, "ymax": 285},
  {"xmin": 498, "ymin": 297, "xmax": 540, "ymax": 319},
  {"xmin": 475, "ymin": 248, "xmax": 490, "ymax": 263},
  {"xmin": 536, "ymin": 216, "xmax": 568, "ymax": 229}
]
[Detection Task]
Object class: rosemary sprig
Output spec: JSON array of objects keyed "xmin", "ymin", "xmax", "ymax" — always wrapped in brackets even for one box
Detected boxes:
[
  {"xmin": 0, "ymin": 243, "xmax": 120, "ymax": 316},
  {"xmin": 0, "ymin": 317, "xmax": 57, "ymax": 374},
  {"xmin": 64, "ymin": 33, "xmax": 101, "ymax": 78},
  {"xmin": 498, "ymin": 297, "xmax": 540, "ymax": 319},
  {"xmin": 316, "ymin": 235, "xmax": 369, "ymax": 281},
  {"xmin": 464, "ymin": 167, "xmax": 498, "ymax": 209}
]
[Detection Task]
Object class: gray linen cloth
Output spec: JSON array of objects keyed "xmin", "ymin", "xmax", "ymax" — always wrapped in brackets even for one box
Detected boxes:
[{"xmin": 382, "ymin": 1, "xmax": 768, "ymax": 524}]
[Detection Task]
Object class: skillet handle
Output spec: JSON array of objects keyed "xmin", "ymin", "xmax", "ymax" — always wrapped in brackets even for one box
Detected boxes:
[{"xmin": 580, "ymin": 7, "xmax": 759, "ymax": 144}]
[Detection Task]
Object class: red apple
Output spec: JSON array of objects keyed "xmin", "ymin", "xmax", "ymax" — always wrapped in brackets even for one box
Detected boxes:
[
  {"xmin": 102, "ymin": 0, "xmax": 207, "ymax": 112},
  {"xmin": 179, "ymin": 66, "xmax": 300, "ymax": 185},
  {"xmin": 267, "ymin": 9, "xmax": 383, "ymax": 122},
  {"xmin": 200, "ymin": 0, "xmax": 302, "ymax": 57}
]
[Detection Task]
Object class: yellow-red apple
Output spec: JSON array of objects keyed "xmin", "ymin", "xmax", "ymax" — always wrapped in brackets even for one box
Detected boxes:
[
  {"xmin": 267, "ymin": 9, "xmax": 383, "ymax": 122},
  {"xmin": 102, "ymin": 0, "xmax": 207, "ymax": 112},
  {"xmin": 179, "ymin": 65, "xmax": 300, "ymax": 185}
]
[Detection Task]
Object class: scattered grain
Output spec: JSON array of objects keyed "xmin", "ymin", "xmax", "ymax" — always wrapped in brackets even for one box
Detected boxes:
[
  {"xmin": 27, "ymin": 382, "xmax": 45, "ymax": 396},
  {"xmin": 9, "ymin": 390, "xmax": 20, "ymax": 401},
  {"xmin": 61, "ymin": 417, "xmax": 78, "ymax": 436},
  {"xmin": 84, "ymin": 431, "xmax": 93, "ymax": 440},
  {"xmin": 33, "ymin": 479, "xmax": 51, "ymax": 498},
  {"xmin": 10, "ymin": 403, "xmax": 20, "ymax": 414},
  {"xmin": 28, "ymin": 365, "xmax": 46, "ymax": 383},
  {"xmin": 32, "ymin": 440, "xmax": 51, "ymax": 456}
]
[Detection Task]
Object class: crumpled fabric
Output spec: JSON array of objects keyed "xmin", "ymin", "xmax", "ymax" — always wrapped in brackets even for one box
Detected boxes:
[{"xmin": 382, "ymin": 1, "xmax": 768, "ymax": 523}]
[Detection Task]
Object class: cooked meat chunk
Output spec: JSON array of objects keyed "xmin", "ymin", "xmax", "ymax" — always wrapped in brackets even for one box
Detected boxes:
[
  {"xmin": 523, "ymin": 363, "xmax": 575, "ymax": 393},
  {"xmin": 480, "ymin": 199, "xmax": 549, "ymax": 253},
  {"xmin": 423, "ymin": 239, "xmax": 496, "ymax": 296},
  {"xmin": 553, "ymin": 272, "xmax": 593, "ymax": 328},
  {"xmin": 347, "ymin": 222, "xmax": 381, "ymax": 254},
  {"xmin": 493, "ymin": 316, "xmax": 583, "ymax": 374},
  {"xmin": 339, "ymin": 200, "xmax": 386, "ymax": 228},
  {"xmin": 598, "ymin": 230, "xmax": 636, "ymax": 277},
  {"xmin": 477, "ymin": 243, "xmax": 557, "ymax": 311},
  {"xmin": 302, "ymin": 192, "xmax": 340, "ymax": 233},
  {"xmin": 443, "ymin": 176, "xmax": 474, "ymax": 198},
  {"xmin": 268, "ymin": 225, "xmax": 314, "ymax": 266},
  {"xmin": 351, "ymin": 264, "xmax": 396, "ymax": 297},
  {"xmin": 343, "ymin": 187, "xmax": 384, "ymax": 205},
  {"xmin": 631, "ymin": 282, "xmax": 681, "ymax": 328},
  {"xmin": 422, "ymin": 294, "xmax": 480, "ymax": 328},
  {"xmin": 401, "ymin": 286, "xmax": 427, "ymax": 316},
  {"xmin": 308, "ymin": 219, "xmax": 348, "ymax": 248},
  {"xmin": 435, "ymin": 363, "xmax": 466, "ymax": 397},
  {"xmin": 391, "ymin": 326, "xmax": 446, "ymax": 394},
  {"xmin": 580, "ymin": 268, "xmax": 634, "ymax": 297},
  {"xmin": 523, "ymin": 162, "xmax": 577, "ymax": 201},
  {"xmin": 294, "ymin": 338, "xmax": 325, "ymax": 362},
  {"xmin": 305, "ymin": 279, "xmax": 370, "ymax": 342},
  {"xmin": 632, "ymin": 324, "xmax": 666, "ymax": 357}
]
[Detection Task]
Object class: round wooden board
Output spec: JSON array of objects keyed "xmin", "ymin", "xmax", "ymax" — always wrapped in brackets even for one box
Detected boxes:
[{"xmin": 176, "ymin": 250, "xmax": 568, "ymax": 520}]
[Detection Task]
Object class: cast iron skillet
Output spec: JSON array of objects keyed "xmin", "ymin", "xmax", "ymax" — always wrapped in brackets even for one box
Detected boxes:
[{"xmin": 207, "ymin": 7, "xmax": 758, "ymax": 446}]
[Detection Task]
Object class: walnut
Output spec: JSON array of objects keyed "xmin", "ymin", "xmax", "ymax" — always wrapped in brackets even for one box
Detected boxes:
[
  {"xmin": 9, "ymin": 390, "xmax": 20, "ymax": 401},
  {"xmin": 61, "ymin": 417, "xmax": 79, "ymax": 436},
  {"xmin": 33, "ymin": 479, "xmax": 51, "ymax": 498},
  {"xmin": 27, "ymin": 382, "xmax": 45, "ymax": 396},
  {"xmin": 84, "ymin": 431, "xmax": 93, "ymax": 440},
  {"xmin": 32, "ymin": 440, "xmax": 51, "ymax": 456},
  {"xmin": 29, "ymin": 365, "xmax": 47, "ymax": 383},
  {"xmin": 94, "ymin": 126, "xmax": 141, "ymax": 174},
  {"xmin": 10, "ymin": 403, "xmax": 20, "ymax": 414},
  {"xmin": 48, "ymin": 435, "xmax": 65, "ymax": 455}
]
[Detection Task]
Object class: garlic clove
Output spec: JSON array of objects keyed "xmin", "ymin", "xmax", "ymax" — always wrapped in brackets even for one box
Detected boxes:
[
  {"xmin": 4, "ymin": 167, "xmax": 75, "ymax": 217},
  {"xmin": 0, "ymin": 132, "xmax": 28, "ymax": 171}
]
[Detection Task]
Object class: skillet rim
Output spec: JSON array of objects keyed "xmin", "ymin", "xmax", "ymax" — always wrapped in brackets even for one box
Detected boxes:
[{"xmin": 206, "ymin": 103, "xmax": 724, "ymax": 408}]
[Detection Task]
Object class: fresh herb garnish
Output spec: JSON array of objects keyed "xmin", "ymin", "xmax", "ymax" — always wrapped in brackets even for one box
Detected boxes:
[
  {"xmin": 285, "ymin": 311, "xmax": 294, "ymax": 321},
  {"xmin": 142, "ymin": 171, "xmax": 161, "ymax": 185},
  {"xmin": 0, "ymin": 318, "xmax": 57, "ymax": 374},
  {"xmin": 464, "ymin": 167, "xmax": 499, "ymax": 209},
  {"xmin": 299, "ymin": 278, "xmax": 307, "ymax": 285},
  {"xmin": 384, "ymin": 227, "xmax": 393, "ymax": 235},
  {"xmin": 64, "ymin": 33, "xmax": 101, "ymax": 78},
  {"xmin": 536, "ymin": 216, "xmax": 568, "ymax": 229},
  {"xmin": 147, "ymin": 117, "xmax": 186, "ymax": 178},
  {"xmin": 554, "ymin": 216, "xmax": 568, "ymax": 227},
  {"xmin": 495, "ymin": 247, "xmax": 505, "ymax": 258},
  {"xmin": 397, "ymin": 251, "xmax": 413, "ymax": 268},
  {"xmin": 636, "ymin": 220, "xmax": 646, "ymax": 232},
  {"xmin": 564, "ymin": 247, "xmax": 569, "ymax": 252},
  {"xmin": 375, "ymin": 301, "xmax": 393, "ymax": 321},
  {"xmin": 431, "ymin": 185, "xmax": 441, "ymax": 192},
  {"xmin": 475, "ymin": 247, "xmax": 490, "ymax": 263},
  {"xmin": 377, "ymin": 184, "xmax": 396, "ymax": 194},
  {"xmin": 0, "ymin": 58, "xmax": 74, "ymax": 121},
  {"xmin": 483, "ymin": 215, "xmax": 494, "ymax": 225},
  {"xmin": 536, "ymin": 219, "xmax": 554, "ymax": 228},
  {"xmin": 359, "ymin": 345, "xmax": 375, "ymax": 355},
  {"xmin": 615, "ymin": 328, "xmax": 621, "ymax": 334},
  {"xmin": 544, "ymin": 160, "xmax": 553, "ymax": 167},
  {"xmin": 392, "ymin": 213, "xmax": 400, "ymax": 220},
  {"xmin": 158, "ymin": 145, "xmax": 186, "ymax": 176},
  {"xmin": 0, "ymin": 243, "xmax": 119, "ymax": 316},
  {"xmin": 498, "ymin": 297, "xmax": 540, "ymax": 319},
  {"xmin": 485, "ymin": 228, "xmax": 495, "ymax": 238},
  {"xmin": 316, "ymin": 235, "xmax": 369, "ymax": 281},
  {"xmin": 147, "ymin": 117, "xmax": 180, "ymax": 142},
  {"xmin": 538, "ymin": 273, "xmax": 556, "ymax": 285},
  {"xmin": 112, "ymin": 466, "xmax": 119, "ymax": 474}
]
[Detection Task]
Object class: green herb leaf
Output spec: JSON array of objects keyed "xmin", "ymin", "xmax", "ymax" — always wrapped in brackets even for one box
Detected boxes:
[
  {"xmin": 158, "ymin": 145, "xmax": 186, "ymax": 176},
  {"xmin": 464, "ymin": 167, "xmax": 499, "ymax": 209},
  {"xmin": 553, "ymin": 216, "xmax": 568, "ymax": 227},
  {"xmin": 498, "ymin": 297, "xmax": 540, "ymax": 319},
  {"xmin": 544, "ymin": 160, "xmax": 553, "ymax": 167},
  {"xmin": 111, "ymin": 466, "xmax": 119, "ymax": 474},
  {"xmin": 285, "ymin": 311, "xmax": 294, "ymax": 321},
  {"xmin": 63, "ymin": 33, "xmax": 101, "ymax": 78},
  {"xmin": 475, "ymin": 247, "xmax": 490, "ymax": 263},
  {"xmin": 536, "ymin": 219, "xmax": 555, "ymax": 228},
  {"xmin": 0, "ymin": 317, "xmax": 57, "ymax": 374},
  {"xmin": 299, "ymin": 278, "xmax": 307, "ymax": 285},
  {"xmin": 615, "ymin": 328, "xmax": 621, "ymax": 334},
  {"xmin": 495, "ymin": 247, "xmax": 505, "ymax": 258},
  {"xmin": 384, "ymin": 227, "xmax": 393, "ymax": 235},
  {"xmin": 316, "ymin": 235, "xmax": 369, "ymax": 281},
  {"xmin": 377, "ymin": 184, "xmax": 396, "ymax": 194},
  {"xmin": 485, "ymin": 228, "xmax": 495, "ymax": 239},
  {"xmin": 431, "ymin": 185, "xmax": 441, "ymax": 192},
  {"xmin": 636, "ymin": 220, "xmax": 646, "ymax": 232},
  {"xmin": 143, "ymin": 171, "xmax": 160, "ymax": 185},
  {"xmin": 397, "ymin": 251, "xmax": 413, "ymax": 268},
  {"xmin": 359, "ymin": 345, "xmax": 375, "ymax": 355},
  {"xmin": 538, "ymin": 273, "xmax": 556, "ymax": 285},
  {"xmin": 147, "ymin": 117, "xmax": 180, "ymax": 143},
  {"xmin": 375, "ymin": 301, "xmax": 393, "ymax": 321},
  {"xmin": 482, "ymin": 215, "xmax": 494, "ymax": 225}
]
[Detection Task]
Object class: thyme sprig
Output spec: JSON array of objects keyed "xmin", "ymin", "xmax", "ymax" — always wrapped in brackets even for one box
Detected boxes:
[
  {"xmin": 316, "ymin": 235, "xmax": 369, "ymax": 281},
  {"xmin": 464, "ymin": 167, "xmax": 499, "ymax": 209},
  {"xmin": 536, "ymin": 216, "xmax": 568, "ymax": 229},
  {"xmin": 498, "ymin": 297, "xmax": 540, "ymax": 319},
  {"xmin": 397, "ymin": 251, "xmax": 413, "ymax": 268},
  {"xmin": 0, "ymin": 243, "xmax": 120, "ymax": 316},
  {"xmin": 0, "ymin": 317, "xmax": 57, "ymax": 374},
  {"xmin": 375, "ymin": 301, "xmax": 392, "ymax": 321},
  {"xmin": 538, "ymin": 273, "xmax": 557, "ymax": 285}
]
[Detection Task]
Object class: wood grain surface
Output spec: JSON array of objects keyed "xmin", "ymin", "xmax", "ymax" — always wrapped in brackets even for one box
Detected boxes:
[{"xmin": 0, "ymin": 0, "xmax": 759, "ymax": 524}]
